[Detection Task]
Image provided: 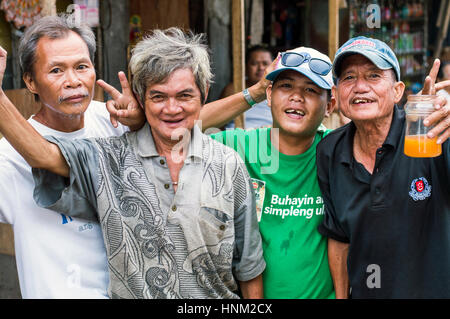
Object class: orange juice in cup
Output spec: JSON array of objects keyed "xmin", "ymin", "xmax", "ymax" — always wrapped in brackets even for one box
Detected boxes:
[
  {"xmin": 404, "ymin": 95, "xmax": 442, "ymax": 158},
  {"xmin": 404, "ymin": 135, "xmax": 442, "ymax": 158}
]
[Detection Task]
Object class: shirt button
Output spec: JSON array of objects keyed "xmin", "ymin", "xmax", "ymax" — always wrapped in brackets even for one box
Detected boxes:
[
  {"xmin": 219, "ymin": 225, "xmax": 225, "ymax": 231},
  {"xmin": 160, "ymin": 159, "xmax": 165, "ymax": 165},
  {"xmin": 164, "ymin": 184, "xmax": 170, "ymax": 189},
  {"xmin": 171, "ymin": 205, "xmax": 177, "ymax": 212}
]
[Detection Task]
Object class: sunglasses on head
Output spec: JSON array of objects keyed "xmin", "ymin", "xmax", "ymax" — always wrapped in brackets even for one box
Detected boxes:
[{"xmin": 280, "ymin": 52, "xmax": 332, "ymax": 76}]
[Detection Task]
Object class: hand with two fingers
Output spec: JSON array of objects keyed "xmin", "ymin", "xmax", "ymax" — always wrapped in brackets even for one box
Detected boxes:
[
  {"xmin": 97, "ymin": 71, "xmax": 146, "ymax": 131},
  {"xmin": 420, "ymin": 59, "xmax": 450, "ymax": 144}
]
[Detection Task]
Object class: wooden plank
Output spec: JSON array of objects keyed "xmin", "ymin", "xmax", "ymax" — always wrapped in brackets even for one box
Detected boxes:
[
  {"xmin": 40, "ymin": 0, "xmax": 57, "ymax": 16},
  {"xmin": 4, "ymin": 88, "xmax": 41, "ymax": 120},
  {"xmin": 328, "ymin": 0, "xmax": 339, "ymax": 60},
  {"xmin": 0, "ymin": 224, "xmax": 14, "ymax": 256},
  {"xmin": 433, "ymin": 0, "xmax": 450, "ymax": 60},
  {"xmin": 129, "ymin": 0, "xmax": 190, "ymax": 33},
  {"xmin": 232, "ymin": 0, "xmax": 245, "ymax": 129}
]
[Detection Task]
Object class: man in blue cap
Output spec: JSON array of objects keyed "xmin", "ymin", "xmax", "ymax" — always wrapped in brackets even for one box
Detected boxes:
[{"xmin": 316, "ymin": 36, "xmax": 450, "ymax": 298}]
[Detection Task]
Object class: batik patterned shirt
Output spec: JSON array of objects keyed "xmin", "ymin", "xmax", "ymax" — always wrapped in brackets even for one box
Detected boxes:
[{"xmin": 33, "ymin": 124, "xmax": 265, "ymax": 299}]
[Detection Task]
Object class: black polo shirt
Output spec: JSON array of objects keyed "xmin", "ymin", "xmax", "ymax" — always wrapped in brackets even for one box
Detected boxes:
[{"xmin": 316, "ymin": 105, "xmax": 450, "ymax": 298}]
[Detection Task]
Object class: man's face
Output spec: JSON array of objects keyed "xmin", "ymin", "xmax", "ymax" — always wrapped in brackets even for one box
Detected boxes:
[
  {"xmin": 267, "ymin": 70, "xmax": 331, "ymax": 138},
  {"xmin": 143, "ymin": 68, "xmax": 203, "ymax": 144},
  {"xmin": 333, "ymin": 54, "xmax": 404, "ymax": 123},
  {"xmin": 24, "ymin": 31, "xmax": 95, "ymax": 116},
  {"xmin": 246, "ymin": 50, "xmax": 272, "ymax": 84}
]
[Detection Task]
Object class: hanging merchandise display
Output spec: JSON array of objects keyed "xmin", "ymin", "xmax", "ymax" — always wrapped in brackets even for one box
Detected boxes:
[
  {"xmin": 0, "ymin": 0, "xmax": 41, "ymax": 29},
  {"xmin": 73, "ymin": 0, "xmax": 99, "ymax": 27},
  {"xmin": 349, "ymin": 0, "xmax": 428, "ymax": 88}
]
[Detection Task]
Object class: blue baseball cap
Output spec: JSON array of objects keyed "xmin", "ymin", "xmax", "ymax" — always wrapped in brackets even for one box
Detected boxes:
[
  {"xmin": 333, "ymin": 36, "xmax": 401, "ymax": 84},
  {"xmin": 266, "ymin": 47, "xmax": 333, "ymax": 90}
]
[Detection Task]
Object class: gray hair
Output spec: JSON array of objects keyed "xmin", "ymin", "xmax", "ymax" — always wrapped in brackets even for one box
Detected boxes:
[
  {"xmin": 129, "ymin": 27, "xmax": 213, "ymax": 104},
  {"xmin": 19, "ymin": 14, "xmax": 96, "ymax": 76}
]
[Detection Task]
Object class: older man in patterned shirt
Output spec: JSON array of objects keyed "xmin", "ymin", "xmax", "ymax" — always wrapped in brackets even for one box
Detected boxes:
[{"xmin": 0, "ymin": 28, "xmax": 265, "ymax": 299}]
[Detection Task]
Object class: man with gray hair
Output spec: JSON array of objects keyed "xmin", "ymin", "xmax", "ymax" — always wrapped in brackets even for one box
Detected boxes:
[
  {"xmin": 0, "ymin": 14, "xmax": 138, "ymax": 298},
  {"xmin": 0, "ymin": 27, "xmax": 265, "ymax": 299}
]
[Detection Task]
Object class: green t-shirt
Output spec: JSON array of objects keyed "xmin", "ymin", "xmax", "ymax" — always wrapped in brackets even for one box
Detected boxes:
[{"xmin": 210, "ymin": 126, "xmax": 335, "ymax": 299}]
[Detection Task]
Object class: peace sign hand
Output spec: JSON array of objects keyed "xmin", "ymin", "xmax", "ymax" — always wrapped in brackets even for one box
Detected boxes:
[
  {"xmin": 97, "ymin": 71, "xmax": 146, "ymax": 131},
  {"xmin": 420, "ymin": 59, "xmax": 450, "ymax": 144}
]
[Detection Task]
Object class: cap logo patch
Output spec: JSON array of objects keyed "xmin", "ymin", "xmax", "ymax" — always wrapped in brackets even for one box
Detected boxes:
[
  {"xmin": 409, "ymin": 177, "xmax": 431, "ymax": 201},
  {"xmin": 341, "ymin": 39, "xmax": 376, "ymax": 52}
]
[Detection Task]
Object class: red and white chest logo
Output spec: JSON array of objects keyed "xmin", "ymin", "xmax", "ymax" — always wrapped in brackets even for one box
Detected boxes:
[
  {"xmin": 415, "ymin": 180, "xmax": 424, "ymax": 192},
  {"xmin": 409, "ymin": 177, "xmax": 431, "ymax": 201}
]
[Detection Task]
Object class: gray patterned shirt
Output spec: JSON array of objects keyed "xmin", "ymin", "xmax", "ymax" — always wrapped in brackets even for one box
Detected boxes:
[{"xmin": 32, "ymin": 124, "xmax": 265, "ymax": 299}]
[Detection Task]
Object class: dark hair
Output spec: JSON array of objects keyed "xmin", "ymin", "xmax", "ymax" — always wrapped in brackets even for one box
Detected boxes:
[
  {"xmin": 19, "ymin": 14, "xmax": 96, "ymax": 77},
  {"xmin": 246, "ymin": 45, "xmax": 273, "ymax": 64}
]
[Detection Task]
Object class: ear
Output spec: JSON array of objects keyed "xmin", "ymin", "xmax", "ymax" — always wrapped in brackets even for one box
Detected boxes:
[
  {"xmin": 23, "ymin": 72, "xmax": 38, "ymax": 95},
  {"xmin": 266, "ymin": 84, "xmax": 273, "ymax": 108},
  {"xmin": 393, "ymin": 81, "xmax": 406, "ymax": 104},
  {"xmin": 324, "ymin": 95, "xmax": 335, "ymax": 118},
  {"xmin": 328, "ymin": 85, "xmax": 339, "ymax": 116}
]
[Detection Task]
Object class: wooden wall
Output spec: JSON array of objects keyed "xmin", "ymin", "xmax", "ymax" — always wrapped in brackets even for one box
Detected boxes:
[{"xmin": 129, "ymin": 0, "xmax": 190, "ymax": 34}]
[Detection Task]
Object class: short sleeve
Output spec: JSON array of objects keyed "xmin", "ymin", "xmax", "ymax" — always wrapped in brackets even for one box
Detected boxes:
[
  {"xmin": 316, "ymin": 141, "xmax": 350, "ymax": 243},
  {"xmin": 32, "ymin": 136, "xmax": 100, "ymax": 222},
  {"xmin": 231, "ymin": 154, "xmax": 266, "ymax": 281}
]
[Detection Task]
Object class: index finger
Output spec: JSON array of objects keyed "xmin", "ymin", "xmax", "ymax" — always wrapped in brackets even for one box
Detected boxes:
[
  {"xmin": 97, "ymin": 79, "xmax": 121, "ymax": 100},
  {"xmin": 422, "ymin": 59, "xmax": 440, "ymax": 95},
  {"xmin": 118, "ymin": 71, "xmax": 133, "ymax": 97}
]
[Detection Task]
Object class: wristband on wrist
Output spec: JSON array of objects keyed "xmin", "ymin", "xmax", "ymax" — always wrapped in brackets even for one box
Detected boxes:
[{"xmin": 242, "ymin": 88, "xmax": 256, "ymax": 107}]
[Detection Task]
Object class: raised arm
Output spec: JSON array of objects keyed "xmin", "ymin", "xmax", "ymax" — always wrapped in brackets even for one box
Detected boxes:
[
  {"xmin": 199, "ymin": 54, "xmax": 280, "ymax": 131},
  {"xmin": 0, "ymin": 47, "xmax": 69, "ymax": 177}
]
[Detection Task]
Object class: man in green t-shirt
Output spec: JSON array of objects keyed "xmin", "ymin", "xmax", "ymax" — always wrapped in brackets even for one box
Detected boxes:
[
  {"xmin": 103, "ymin": 45, "xmax": 336, "ymax": 299},
  {"xmin": 200, "ymin": 47, "xmax": 336, "ymax": 298}
]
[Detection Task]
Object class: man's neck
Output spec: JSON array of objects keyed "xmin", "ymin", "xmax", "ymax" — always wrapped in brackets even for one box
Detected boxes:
[
  {"xmin": 151, "ymin": 127, "xmax": 189, "ymax": 161},
  {"xmin": 33, "ymin": 106, "xmax": 85, "ymax": 133},
  {"xmin": 352, "ymin": 113, "xmax": 393, "ymax": 173},
  {"xmin": 270, "ymin": 128, "xmax": 316, "ymax": 156}
]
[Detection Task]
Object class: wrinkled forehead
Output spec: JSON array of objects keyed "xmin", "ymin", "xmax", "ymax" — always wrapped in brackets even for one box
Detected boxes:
[{"xmin": 339, "ymin": 54, "xmax": 379, "ymax": 73}]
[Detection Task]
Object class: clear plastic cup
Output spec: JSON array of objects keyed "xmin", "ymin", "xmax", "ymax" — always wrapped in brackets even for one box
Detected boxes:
[{"xmin": 404, "ymin": 95, "xmax": 442, "ymax": 158}]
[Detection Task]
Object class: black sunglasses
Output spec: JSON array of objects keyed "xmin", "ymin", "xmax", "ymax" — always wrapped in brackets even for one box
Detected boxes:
[{"xmin": 281, "ymin": 52, "xmax": 332, "ymax": 76}]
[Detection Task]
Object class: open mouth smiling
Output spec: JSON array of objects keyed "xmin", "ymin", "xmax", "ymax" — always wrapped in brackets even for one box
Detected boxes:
[
  {"xmin": 285, "ymin": 108, "xmax": 305, "ymax": 119},
  {"xmin": 351, "ymin": 97, "xmax": 376, "ymax": 105}
]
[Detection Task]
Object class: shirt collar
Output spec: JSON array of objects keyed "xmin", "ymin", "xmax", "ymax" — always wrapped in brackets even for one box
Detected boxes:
[
  {"xmin": 339, "ymin": 105, "xmax": 404, "ymax": 165},
  {"xmin": 136, "ymin": 122, "xmax": 203, "ymax": 160},
  {"xmin": 383, "ymin": 105, "xmax": 404, "ymax": 149}
]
